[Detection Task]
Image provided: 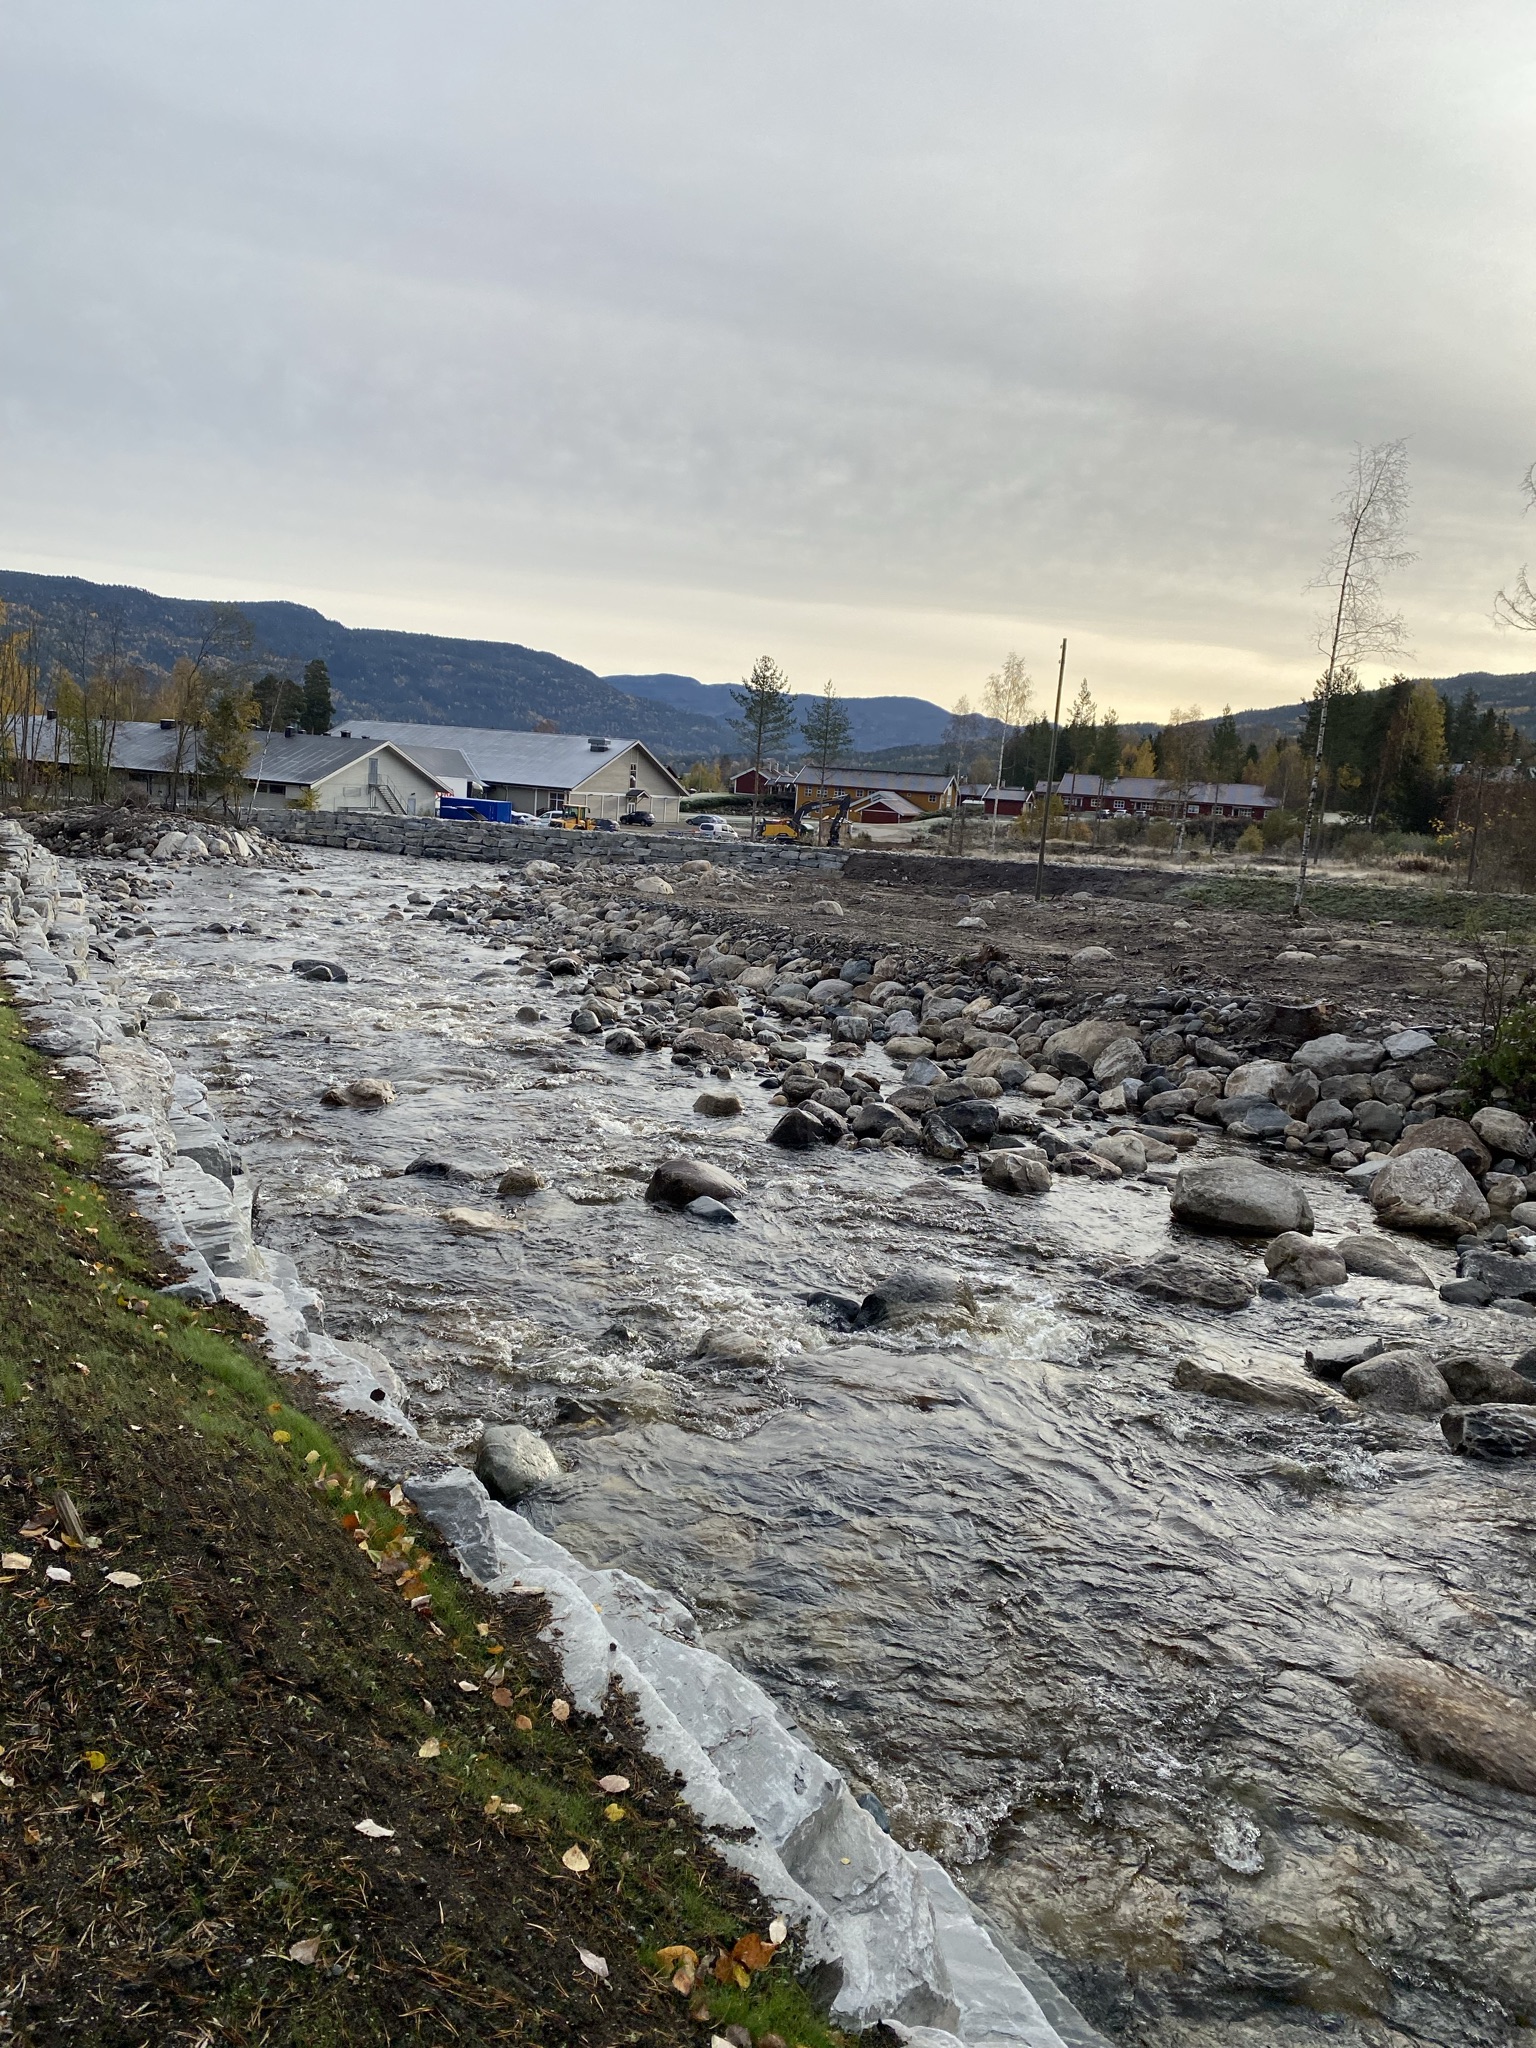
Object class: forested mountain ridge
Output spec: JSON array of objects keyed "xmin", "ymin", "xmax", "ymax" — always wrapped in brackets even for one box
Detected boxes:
[{"xmin": 0, "ymin": 571, "xmax": 727, "ymax": 754}]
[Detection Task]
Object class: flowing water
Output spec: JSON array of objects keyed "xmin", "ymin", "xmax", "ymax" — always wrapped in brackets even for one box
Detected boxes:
[{"xmin": 100, "ymin": 850, "xmax": 1536, "ymax": 2046}]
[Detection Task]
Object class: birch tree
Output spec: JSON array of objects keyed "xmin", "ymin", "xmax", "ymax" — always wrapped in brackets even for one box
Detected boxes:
[
  {"xmin": 982, "ymin": 652, "xmax": 1031, "ymax": 840},
  {"xmin": 1294, "ymin": 440, "xmax": 1414, "ymax": 914},
  {"xmin": 1494, "ymin": 462, "xmax": 1536, "ymax": 631}
]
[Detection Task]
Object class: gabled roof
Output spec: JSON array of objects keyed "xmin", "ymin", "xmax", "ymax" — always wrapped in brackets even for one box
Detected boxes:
[
  {"xmin": 851, "ymin": 789, "xmax": 923, "ymax": 818},
  {"xmin": 793, "ymin": 764, "xmax": 957, "ymax": 793},
  {"xmin": 1044, "ymin": 772, "xmax": 1277, "ymax": 805},
  {"xmin": 335, "ymin": 722, "xmax": 687, "ymax": 796},
  {"xmin": 246, "ymin": 731, "xmax": 457, "ymax": 787}
]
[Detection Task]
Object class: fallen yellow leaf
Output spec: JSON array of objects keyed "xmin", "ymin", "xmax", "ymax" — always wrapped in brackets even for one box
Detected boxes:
[
  {"xmin": 83, "ymin": 1751, "xmax": 108, "ymax": 1772},
  {"xmin": 272, "ymin": 1430, "xmax": 291, "ymax": 1444},
  {"xmin": 561, "ymin": 1844, "xmax": 590, "ymax": 1874},
  {"xmin": 656, "ymin": 1943, "xmax": 699, "ymax": 1996},
  {"xmin": 603, "ymin": 1802, "xmax": 625, "ymax": 1822}
]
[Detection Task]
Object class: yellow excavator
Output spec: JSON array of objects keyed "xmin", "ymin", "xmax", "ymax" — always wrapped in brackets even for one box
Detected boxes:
[{"xmin": 760, "ymin": 794, "xmax": 853, "ymax": 845}]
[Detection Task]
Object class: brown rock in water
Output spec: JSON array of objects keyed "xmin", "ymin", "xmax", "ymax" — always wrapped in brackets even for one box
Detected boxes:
[
  {"xmin": 320, "ymin": 1076, "xmax": 395, "ymax": 1109},
  {"xmin": 644, "ymin": 1154, "xmax": 747, "ymax": 1206},
  {"xmin": 1354, "ymin": 1656, "xmax": 1536, "ymax": 1796},
  {"xmin": 1337, "ymin": 1234, "xmax": 1433, "ymax": 1287},
  {"xmin": 1434, "ymin": 1352, "xmax": 1536, "ymax": 1407}
]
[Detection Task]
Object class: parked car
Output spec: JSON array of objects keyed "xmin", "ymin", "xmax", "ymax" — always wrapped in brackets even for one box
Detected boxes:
[
  {"xmin": 693, "ymin": 817, "xmax": 738, "ymax": 839},
  {"xmin": 622, "ymin": 811, "xmax": 654, "ymax": 827},
  {"xmin": 594, "ymin": 817, "xmax": 618, "ymax": 831}
]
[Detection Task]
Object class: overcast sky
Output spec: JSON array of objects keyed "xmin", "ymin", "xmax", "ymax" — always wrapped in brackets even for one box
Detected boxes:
[{"xmin": 2, "ymin": 2, "xmax": 1534, "ymax": 716}]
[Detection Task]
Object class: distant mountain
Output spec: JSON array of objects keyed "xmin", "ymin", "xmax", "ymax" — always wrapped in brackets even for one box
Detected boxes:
[
  {"xmin": 1207, "ymin": 671, "xmax": 1536, "ymax": 744},
  {"xmin": 0, "ymin": 571, "xmax": 727, "ymax": 755},
  {"xmin": 607, "ymin": 674, "xmax": 970, "ymax": 752}
]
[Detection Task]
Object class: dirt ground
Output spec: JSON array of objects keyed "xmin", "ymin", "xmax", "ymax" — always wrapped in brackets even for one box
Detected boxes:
[{"xmin": 680, "ymin": 848, "xmax": 1514, "ymax": 1029}]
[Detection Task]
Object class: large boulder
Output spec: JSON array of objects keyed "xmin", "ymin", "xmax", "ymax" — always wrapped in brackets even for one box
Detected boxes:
[
  {"xmin": 1471, "ymin": 1105, "xmax": 1536, "ymax": 1161},
  {"xmin": 645, "ymin": 1155, "xmax": 747, "ymax": 1206},
  {"xmin": 1171, "ymin": 1159, "xmax": 1315, "ymax": 1237},
  {"xmin": 1041, "ymin": 1017, "xmax": 1126, "ymax": 1078},
  {"xmin": 1090, "ymin": 1132, "xmax": 1147, "ymax": 1177},
  {"xmin": 1264, "ymin": 1231, "xmax": 1348, "ymax": 1293},
  {"xmin": 1442, "ymin": 1404, "xmax": 1536, "ymax": 1458},
  {"xmin": 1340, "ymin": 1352, "xmax": 1452, "ymax": 1414},
  {"xmin": 1354, "ymin": 1656, "xmax": 1536, "ymax": 1793},
  {"xmin": 943, "ymin": 1098, "xmax": 1000, "ymax": 1145},
  {"xmin": 1389, "ymin": 1117, "xmax": 1492, "ymax": 1177},
  {"xmin": 1336, "ymin": 1234, "xmax": 1433, "ymax": 1287},
  {"xmin": 1370, "ymin": 1149, "xmax": 1490, "ymax": 1236},
  {"xmin": 1091, "ymin": 1036, "xmax": 1145, "ymax": 1087},
  {"xmin": 1434, "ymin": 1352, "xmax": 1536, "ymax": 1406},
  {"xmin": 768, "ymin": 1105, "xmax": 844, "ymax": 1149},
  {"xmin": 979, "ymin": 1151, "xmax": 1051, "ymax": 1195},
  {"xmin": 1292, "ymin": 1034, "xmax": 1386, "ymax": 1078},
  {"xmin": 1224, "ymin": 1058, "xmax": 1291, "ymax": 1101},
  {"xmin": 850, "ymin": 1101, "xmax": 922, "ymax": 1145},
  {"xmin": 476, "ymin": 1423, "xmax": 560, "ymax": 1503}
]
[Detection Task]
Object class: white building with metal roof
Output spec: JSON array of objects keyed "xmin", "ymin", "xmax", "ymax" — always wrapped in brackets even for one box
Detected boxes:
[{"xmin": 334, "ymin": 723, "xmax": 686, "ymax": 822}]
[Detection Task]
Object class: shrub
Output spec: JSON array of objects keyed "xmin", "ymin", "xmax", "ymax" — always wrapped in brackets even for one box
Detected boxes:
[
  {"xmin": 1461, "ymin": 1001, "xmax": 1536, "ymax": 1116},
  {"xmin": 1236, "ymin": 824, "xmax": 1264, "ymax": 854}
]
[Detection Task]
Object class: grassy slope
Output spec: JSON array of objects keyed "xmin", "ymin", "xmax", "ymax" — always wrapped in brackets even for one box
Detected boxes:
[{"xmin": 0, "ymin": 1001, "xmax": 849, "ymax": 2048}]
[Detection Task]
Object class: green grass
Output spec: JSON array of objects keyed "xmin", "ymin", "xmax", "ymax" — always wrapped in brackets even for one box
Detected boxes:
[
  {"xmin": 0, "ymin": 999, "xmax": 846, "ymax": 2046},
  {"xmin": 1176, "ymin": 872, "xmax": 1536, "ymax": 933}
]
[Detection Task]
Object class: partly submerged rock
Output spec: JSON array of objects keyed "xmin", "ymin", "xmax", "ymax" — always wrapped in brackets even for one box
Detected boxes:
[
  {"xmin": 1354, "ymin": 1655, "xmax": 1536, "ymax": 1795},
  {"xmin": 1117, "ymin": 1250, "xmax": 1255, "ymax": 1312},
  {"xmin": 979, "ymin": 1151, "xmax": 1051, "ymax": 1195},
  {"xmin": 1172, "ymin": 1356, "xmax": 1335, "ymax": 1412},
  {"xmin": 1434, "ymin": 1351, "xmax": 1536, "ymax": 1406},
  {"xmin": 644, "ymin": 1154, "xmax": 747, "ymax": 1207},
  {"xmin": 1339, "ymin": 1352, "xmax": 1452, "ymax": 1415},
  {"xmin": 1442, "ymin": 1403, "xmax": 1536, "ymax": 1458},
  {"xmin": 1264, "ymin": 1231, "xmax": 1348, "ymax": 1293},
  {"xmin": 441, "ymin": 1206, "xmax": 518, "ymax": 1235},
  {"xmin": 476, "ymin": 1423, "xmax": 561, "ymax": 1503},
  {"xmin": 1171, "ymin": 1158, "xmax": 1314, "ymax": 1237},
  {"xmin": 321, "ymin": 1076, "xmax": 395, "ymax": 1109},
  {"xmin": 496, "ymin": 1162, "xmax": 546, "ymax": 1197},
  {"xmin": 1336, "ymin": 1234, "xmax": 1433, "ymax": 1287}
]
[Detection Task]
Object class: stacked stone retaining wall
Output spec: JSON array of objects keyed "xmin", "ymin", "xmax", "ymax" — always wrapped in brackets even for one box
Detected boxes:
[{"xmin": 259, "ymin": 809, "xmax": 848, "ymax": 875}]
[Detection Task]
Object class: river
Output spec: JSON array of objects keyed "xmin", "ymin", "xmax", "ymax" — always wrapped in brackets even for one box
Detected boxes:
[{"xmin": 99, "ymin": 847, "xmax": 1536, "ymax": 2048}]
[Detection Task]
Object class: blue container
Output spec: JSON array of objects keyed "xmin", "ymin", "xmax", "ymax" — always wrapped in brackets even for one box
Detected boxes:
[{"xmin": 439, "ymin": 796, "xmax": 514, "ymax": 824}]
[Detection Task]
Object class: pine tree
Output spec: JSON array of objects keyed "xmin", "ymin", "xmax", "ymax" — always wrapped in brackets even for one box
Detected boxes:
[
  {"xmin": 731, "ymin": 655, "xmax": 795, "ymax": 834},
  {"xmin": 300, "ymin": 658, "xmax": 334, "ymax": 735},
  {"xmin": 800, "ymin": 680, "xmax": 853, "ymax": 838}
]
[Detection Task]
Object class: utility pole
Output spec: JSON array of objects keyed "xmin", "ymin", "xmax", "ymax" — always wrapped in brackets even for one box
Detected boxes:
[{"xmin": 1034, "ymin": 639, "xmax": 1067, "ymax": 902}]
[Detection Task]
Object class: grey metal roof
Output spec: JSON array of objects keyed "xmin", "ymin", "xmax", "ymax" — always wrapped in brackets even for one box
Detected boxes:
[
  {"xmin": 1047, "ymin": 772, "xmax": 1277, "ymax": 805},
  {"xmin": 791, "ymin": 764, "xmax": 958, "ymax": 792},
  {"xmin": 28, "ymin": 720, "xmax": 456, "ymax": 790},
  {"xmin": 337, "ymin": 722, "xmax": 687, "ymax": 795}
]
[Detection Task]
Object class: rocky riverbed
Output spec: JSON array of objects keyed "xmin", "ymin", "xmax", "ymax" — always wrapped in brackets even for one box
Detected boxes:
[{"xmin": 53, "ymin": 836, "xmax": 1536, "ymax": 2048}]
